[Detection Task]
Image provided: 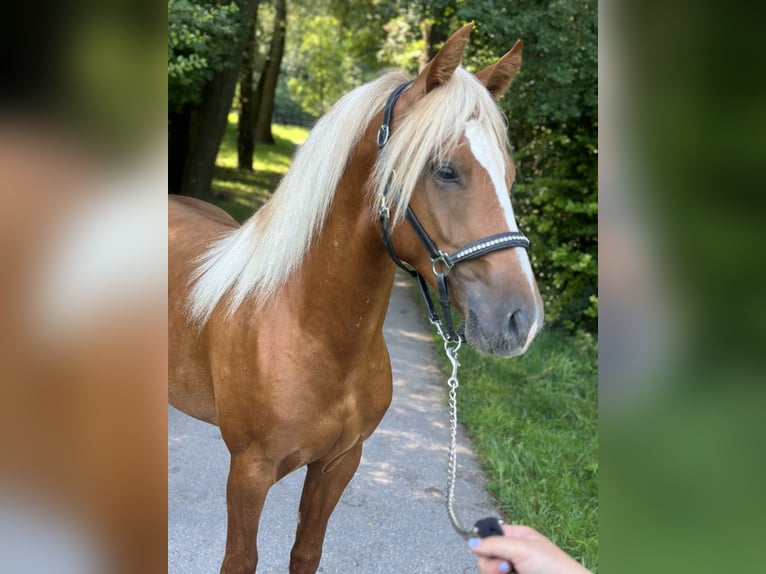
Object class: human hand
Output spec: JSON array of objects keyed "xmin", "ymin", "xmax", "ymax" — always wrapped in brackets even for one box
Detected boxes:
[{"xmin": 468, "ymin": 524, "xmax": 591, "ymax": 574}]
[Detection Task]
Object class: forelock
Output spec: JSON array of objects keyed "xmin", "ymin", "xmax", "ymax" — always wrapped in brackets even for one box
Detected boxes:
[{"xmin": 371, "ymin": 67, "xmax": 509, "ymax": 223}]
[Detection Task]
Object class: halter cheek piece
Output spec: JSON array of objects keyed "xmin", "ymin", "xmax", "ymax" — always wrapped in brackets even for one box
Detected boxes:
[{"xmin": 376, "ymin": 82, "xmax": 531, "ymax": 343}]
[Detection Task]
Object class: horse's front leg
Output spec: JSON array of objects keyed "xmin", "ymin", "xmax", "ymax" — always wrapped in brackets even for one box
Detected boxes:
[
  {"xmin": 220, "ymin": 448, "xmax": 275, "ymax": 574},
  {"xmin": 289, "ymin": 443, "xmax": 363, "ymax": 574}
]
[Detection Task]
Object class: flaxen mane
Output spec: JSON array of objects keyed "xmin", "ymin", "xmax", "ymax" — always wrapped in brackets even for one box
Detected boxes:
[{"xmin": 188, "ymin": 67, "xmax": 508, "ymax": 326}]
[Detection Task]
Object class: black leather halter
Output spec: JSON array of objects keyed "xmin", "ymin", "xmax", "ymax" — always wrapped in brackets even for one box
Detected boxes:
[{"xmin": 376, "ymin": 82, "xmax": 531, "ymax": 343}]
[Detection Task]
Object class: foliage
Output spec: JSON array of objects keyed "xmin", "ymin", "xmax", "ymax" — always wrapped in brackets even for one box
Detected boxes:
[
  {"xmin": 285, "ymin": 15, "xmax": 361, "ymax": 116},
  {"xmin": 514, "ymin": 124, "xmax": 598, "ymax": 332},
  {"xmin": 272, "ymin": 72, "xmax": 317, "ymax": 127},
  {"xmin": 456, "ymin": 0, "xmax": 598, "ymax": 333},
  {"xmin": 168, "ymin": 0, "xmax": 241, "ymax": 112},
  {"xmin": 373, "ymin": 0, "xmax": 460, "ymax": 72},
  {"xmin": 325, "ymin": 0, "xmax": 394, "ymax": 74},
  {"xmin": 377, "ymin": 11, "xmax": 426, "ymax": 74},
  {"xmin": 253, "ymin": 0, "xmax": 276, "ymax": 75},
  {"xmin": 281, "ymin": 0, "xmax": 430, "ymax": 118}
]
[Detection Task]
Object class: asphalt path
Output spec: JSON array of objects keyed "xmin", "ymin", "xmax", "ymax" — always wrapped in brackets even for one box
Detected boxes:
[{"xmin": 168, "ymin": 272, "xmax": 500, "ymax": 573}]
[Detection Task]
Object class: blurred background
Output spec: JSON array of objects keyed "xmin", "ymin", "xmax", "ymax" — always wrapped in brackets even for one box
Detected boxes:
[
  {"xmin": 0, "ymin": 1, "xmax": 166, "ymax": 573},
  {"xmin": 0, "ymin": 0, "xmax": 763, "ymax": 572},
  {"xmin": 600, "ymin": 0, "xmax": 766, "ymax": 572}
]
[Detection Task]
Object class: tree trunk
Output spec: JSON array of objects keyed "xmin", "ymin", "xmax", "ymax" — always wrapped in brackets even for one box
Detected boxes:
[
  {"xmin": 237, "ymin": 15, "xmax": 257, "ymax": 171},
  {"xmin": 168, "ymin": 108, "xmax": 190, "ymax": 195},
  {"xmin": 177, "ymin": 0, "xmax": 260, "ymax": 200},
  {"xmin": 427, "ymin": 22, "xmax": 447, "ymax": 61},
  {"xmin": 254, "ymin": 0, "xmax": 286, "ymax": 145},
  {"xmin": 252, "ymin": 58, "xmax": 268, "ymax": 140}
]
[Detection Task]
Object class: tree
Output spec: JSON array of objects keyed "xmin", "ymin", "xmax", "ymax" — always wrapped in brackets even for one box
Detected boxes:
[
  {"xmin": 168, "ymin": 1, "xmax": 242, "ymax": 114},
  {"xmin": 237, "ymin": 16, "xmax": 257, "ymax": 170},
  {"xmin": 253, "ymin": 0, "xmax": 286, "ymax": 144},
  {"xmin": 279, "ymin": 0, "xmax": 399, "ymax": 120},
  {"xmin": 374, "ymin": 0, "xmax": 457, "ymax": 72},
  {"xmin": 168, "ymin": 0, "xmax": 259, "ymax": 198},
  {"xmin": 169, "ymin": 0, "xmax": 240, "ymax": 194}
]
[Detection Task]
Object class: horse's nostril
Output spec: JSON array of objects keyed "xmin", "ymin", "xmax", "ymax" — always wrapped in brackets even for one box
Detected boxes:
[{"xmin": 507, "ymin": 308, "xmax": 526, "ymax": 341}]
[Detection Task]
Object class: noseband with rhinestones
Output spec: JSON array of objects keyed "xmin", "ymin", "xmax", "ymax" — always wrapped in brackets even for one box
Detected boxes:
[{"xmin": 376, "ymin": 82, "xmax": 531, "ymax": 343}]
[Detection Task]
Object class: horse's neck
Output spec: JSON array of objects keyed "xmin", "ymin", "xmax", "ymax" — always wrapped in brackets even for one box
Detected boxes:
[{"xmin": 285, "ymin": 166, "xmax": 396, "ymax": 354}]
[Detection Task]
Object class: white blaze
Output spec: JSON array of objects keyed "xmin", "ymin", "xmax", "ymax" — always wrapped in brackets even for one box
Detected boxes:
[
  {"xmin": 464, "ymin": 120, "xmax": 540, "ymax": 338},
  {"xmin": 464, "ymin": 121, "xmax": 517, "ymax": 231}
]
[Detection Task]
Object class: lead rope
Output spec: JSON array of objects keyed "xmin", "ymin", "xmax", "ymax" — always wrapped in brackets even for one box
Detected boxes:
[
  {"xmin": 443, "ymin": 335, "xmax": 472, "ymax": 537},
  {"xmin": 431, "ymin": 316, "xmax": 474, "ymax": 537},
  {"xmin": 432, "ymin": 316, "xmax": 507, "ymax": 542}
]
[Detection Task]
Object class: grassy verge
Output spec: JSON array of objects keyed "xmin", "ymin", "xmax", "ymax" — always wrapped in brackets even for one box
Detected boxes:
[
  {"xmin": 211, "ymin": 114, "xmax": 308, "ymax": 221},
  {"xmin": 441, "ymin": 328, "xmax": 598, "ymax": 571}
]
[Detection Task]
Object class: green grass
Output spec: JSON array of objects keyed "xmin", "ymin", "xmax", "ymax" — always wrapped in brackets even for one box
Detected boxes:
[
  {"xmin": 211, "ymin": 114, "xmax": 309, "ymax": 221},
  {"xmin": 442, "ymin": 328, "xmax": 598, "ymax": 571}
]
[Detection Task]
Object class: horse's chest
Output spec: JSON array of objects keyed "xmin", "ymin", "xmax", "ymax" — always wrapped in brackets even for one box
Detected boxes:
[
  {"xmin": 315, "ymin": 361, "xmax": 390, "ymax": 429},
  {"xmin": 313, "ymin": 368, "xmax": 391, "ymax": 471},
  {"xmin": 314, "ymin": 356, "xmax": 392, "ymax": 431}
]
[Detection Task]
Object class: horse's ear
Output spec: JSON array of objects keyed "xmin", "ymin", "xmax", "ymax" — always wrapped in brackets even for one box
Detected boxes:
[
  {"xmin": 411, "ymin": 22, "xmax": 474, "ymax": 95},
  {"xmin": 475, "ymin": 39, "xmax": 523, "ymax": 101}
]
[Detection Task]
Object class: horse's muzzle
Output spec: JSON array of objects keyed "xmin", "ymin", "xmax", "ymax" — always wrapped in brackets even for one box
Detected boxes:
[{"xmin": 463, "ymin": 292, "xmax": 543, "ymax": 358}]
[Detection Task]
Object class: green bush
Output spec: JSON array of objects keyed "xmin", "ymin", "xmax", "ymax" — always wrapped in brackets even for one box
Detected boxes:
[
  {"xmin": 514, "ymin": 124, "xmax": 598, "ymax": 334},
  {"xmin": 456, "ymin": 0, "xmax": 598, "ymax": 335}
]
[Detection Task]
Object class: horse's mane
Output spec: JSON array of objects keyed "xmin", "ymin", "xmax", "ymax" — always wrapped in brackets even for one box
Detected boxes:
[{"xmin": 188, "ymin": 67, "xmax": 507, "ymax": 326}]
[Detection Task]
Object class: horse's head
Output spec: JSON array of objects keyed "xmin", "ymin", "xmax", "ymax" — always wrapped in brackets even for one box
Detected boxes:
[{"xmin": 374, "ymin": 24, "xmax": 543, "ymax": 357}]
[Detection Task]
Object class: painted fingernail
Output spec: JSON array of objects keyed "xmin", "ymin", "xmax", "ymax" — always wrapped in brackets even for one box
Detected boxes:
[
  {"xmin": 498, "ymin": 562, "xmax": 511, "ymax": 572},
  {"xmin": 468, "ymin": 538, "xmax": 481, "ymax": 549}
]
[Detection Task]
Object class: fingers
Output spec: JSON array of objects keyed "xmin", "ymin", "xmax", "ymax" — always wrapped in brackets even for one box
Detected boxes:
[
  {"xmin": 469, "ymin": 536, "xmax": 520, "ymax": 574},
  {"xmin": 500, "ymin": 524, "xmax": 540, "ymax": 539},
  {"xmin": 477, "ymin": 555, "xmax": 513, "ymax": 574},
  {"xmin": 469, "ymin": 534, "xmax": 523, "ymax": 559}
]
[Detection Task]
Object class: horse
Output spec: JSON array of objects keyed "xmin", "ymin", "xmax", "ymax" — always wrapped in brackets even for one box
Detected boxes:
[{"xmin": 168, "ymin": 23, "xmax": 544, "ymax": 574}]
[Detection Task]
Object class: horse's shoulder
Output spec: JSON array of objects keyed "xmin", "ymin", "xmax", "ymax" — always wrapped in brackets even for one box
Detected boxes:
[{"xmin": 169, "ymin": 195, "xmax": 239, "ymax": 231}]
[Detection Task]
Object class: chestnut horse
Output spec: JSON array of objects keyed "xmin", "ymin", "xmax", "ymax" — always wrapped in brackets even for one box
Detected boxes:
[{"xmin": 169, "ymin": 24, "xmax": 543, "ymax": 574}]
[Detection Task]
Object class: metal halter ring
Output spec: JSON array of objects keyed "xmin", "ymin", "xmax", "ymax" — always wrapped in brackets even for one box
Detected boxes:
[{"xmin": 431, "ymin": 252, "xmax": 453, "ymax": 276}]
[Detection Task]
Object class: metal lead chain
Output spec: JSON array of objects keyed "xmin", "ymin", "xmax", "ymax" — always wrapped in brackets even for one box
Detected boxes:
[{"xmin": 442, "ymin": 337, "xmax": 473, "ymax": 538}]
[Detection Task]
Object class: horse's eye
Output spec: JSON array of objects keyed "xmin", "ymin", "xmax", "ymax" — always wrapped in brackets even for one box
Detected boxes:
[{"xmin": 434, "ymin": 164, "xmax": 461, "ymax": 184}]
